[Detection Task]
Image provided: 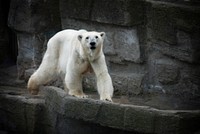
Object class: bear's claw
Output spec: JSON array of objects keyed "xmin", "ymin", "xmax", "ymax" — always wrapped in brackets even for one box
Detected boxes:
[
  {"xmin": 100, "ymin": 96, "xmax": 112, "ymax": 102},
  {"xmin": 69, "ymin": 93, "xmax": 88, "ymax": 99}
]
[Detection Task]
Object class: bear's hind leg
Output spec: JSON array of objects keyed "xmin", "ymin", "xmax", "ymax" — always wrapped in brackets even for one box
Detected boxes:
[
  {"xmin": 28, "ymin": 68, "xmax": 57, "ymax": 95},
  {"xmin": 28, "ymin": 56, "xmax": 58, "ymax": 95},
  {"xmin": 28, "ymin": 67, "xmax": 57, "ymax": 95},
  {"xmin": 28, "ymin": 75, "xmax": 40, "ymax": 95}
]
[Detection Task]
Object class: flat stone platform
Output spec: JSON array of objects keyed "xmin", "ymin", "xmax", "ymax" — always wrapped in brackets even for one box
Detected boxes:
[{"xmin": 0, "ymin": 85, "xmax": 200, "ymax": 134}]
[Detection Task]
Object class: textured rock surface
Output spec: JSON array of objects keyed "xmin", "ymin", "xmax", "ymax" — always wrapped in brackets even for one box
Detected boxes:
[
  {"xmin": 16, "ymin": 33, "xmax": 49, "ymax": 79},
  {"xmin": 8, "ymin": 0, "xmax": 61, "ymax": 79},
  {"xmin": 60, "ymin": 0, "xmax": 145, "ymax": 26},
  {"xmin": 146, "ymin": 1, "xmax": 200, "ymax": 102},
  {"xmin": 112, "ymin": 73, "xmax": 144, "ymax": 96},
  {"xmin": 8, "ymin": 0, "xmax": 61, "ymax": 33},
  {"xmin": 147, "ymin": 1, "xmax": 200, "ymax": 63},
  {"xmin": 0, "ymin": 1, "xmax": 12, "ymax": 64}
]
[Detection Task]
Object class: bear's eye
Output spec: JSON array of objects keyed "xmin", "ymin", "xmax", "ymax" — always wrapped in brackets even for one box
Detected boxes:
[
  {"xmin": 86, "ymin": 36, "xmax": 89, "ymax": 40},
  {"xmin": 95, "ymin": 36, "xmax": 98, "ymax": 39}
]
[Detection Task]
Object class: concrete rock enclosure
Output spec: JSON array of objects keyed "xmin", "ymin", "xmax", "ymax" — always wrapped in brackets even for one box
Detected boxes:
[
  {"xmin": 8, "ymin": 0, "xmax": 200, "ymax": 103},
  {"xmin": 1, "ymin": 0, "xmax": 200, "ymax": 133}
]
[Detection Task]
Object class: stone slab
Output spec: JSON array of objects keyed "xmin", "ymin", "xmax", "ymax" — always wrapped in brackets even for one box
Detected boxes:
[
  {"xmin": 60, "ymin": 0, "xmax": 146, "ymax": 26},
  {"xmin": 1, "ymin": 86, "xmax": 200, "ymax": 134},
  {"xmin": 16, "ymin": 33, "xmax": 47, "ymax": 79},
  {"xmin": 42, "ymin": 86, "xmax": 200, "ymax": 134},
  {"xmin": 147, "ymin": 1, "xmax": 200, "ymax": 63},
  {"xmin": 8, "ymin": 0, "xmax": 61, "ymax": 33},
  {"xmin": 111, "ymin": 73, "xmax": 144, "ymax": 96}
]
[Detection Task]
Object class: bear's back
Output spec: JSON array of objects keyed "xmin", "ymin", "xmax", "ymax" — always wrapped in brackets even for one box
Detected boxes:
[{"xmin": 48, "ymin": 29, "xmax": 87, "ymax": 75}]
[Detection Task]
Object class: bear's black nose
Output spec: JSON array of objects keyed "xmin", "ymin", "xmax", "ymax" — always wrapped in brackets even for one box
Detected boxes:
[{"xmin": 90, "ymin": 42, "xmax": 96, "ymax": 46}]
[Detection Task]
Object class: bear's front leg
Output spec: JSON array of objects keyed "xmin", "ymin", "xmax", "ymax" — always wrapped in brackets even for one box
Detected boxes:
[
  {"xmin": 65, "ymin": 72, "xmax": 88, "ymax": 98},
  {"xmin": 91, "ymin": 55, "xmax": 114, "ymax": 102},
  {"xmin": 97, "ymin": 72, "xmax": 113, "ymax": 102}
]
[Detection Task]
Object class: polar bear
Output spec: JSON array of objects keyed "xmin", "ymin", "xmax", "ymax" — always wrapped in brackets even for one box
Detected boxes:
[{"xmin": 27, "ymin": 29, "xmax": 114, "ymax": 101}]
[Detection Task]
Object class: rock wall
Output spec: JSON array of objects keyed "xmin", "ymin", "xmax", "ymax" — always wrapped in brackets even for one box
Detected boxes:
[
  {"xmin": 0, "ymin": 1, "xmax": 10, "ymax": 64},
  {"xmin": 8, "ymin": 0, "xmax": 61, "ymax": 79},
  {"xmin": 146, "ymin": 1, "xmax": 200, "ymax": 101},
  {"xmin": 6, "ymin": 0, "xmax": 200, "ymax": 105}
]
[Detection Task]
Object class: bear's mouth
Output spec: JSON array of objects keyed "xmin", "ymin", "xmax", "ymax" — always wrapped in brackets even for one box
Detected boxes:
[{"xmin": 90, "ymin": 46, "xmax": 96, "ymax": 50}]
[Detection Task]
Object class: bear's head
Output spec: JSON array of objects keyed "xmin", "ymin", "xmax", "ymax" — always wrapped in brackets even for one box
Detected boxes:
[{"xmin": 78, "ymin": 31, "xmax": 105, "ymax": 52}]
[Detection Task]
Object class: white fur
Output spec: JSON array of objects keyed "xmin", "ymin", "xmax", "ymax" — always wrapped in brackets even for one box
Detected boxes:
[{"xmin": 28, "ymin": 29, "xmax": 114, "ymax": 101}]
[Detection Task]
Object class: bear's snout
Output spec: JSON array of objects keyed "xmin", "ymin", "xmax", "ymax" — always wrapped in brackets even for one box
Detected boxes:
[
  {"xmin": 90, "ymin": 42, "xmax": 96, "ymax": 46},
  {"xmin": 90, "ymin": 42, "xmax": 96, "ymax": 49}
]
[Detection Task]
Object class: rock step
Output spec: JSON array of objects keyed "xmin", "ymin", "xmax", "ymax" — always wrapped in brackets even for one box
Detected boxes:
[{"xmin": 1, "ymin": 86, "xmax": 200, "ymax": 134}]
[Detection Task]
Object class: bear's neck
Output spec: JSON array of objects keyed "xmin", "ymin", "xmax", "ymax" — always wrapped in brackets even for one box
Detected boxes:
[
  {"xmin": 88, "ymin": 47, "xmax": 102, "ymax": 62},
  {"xmin": 82, "ymin": 46, "xmax": 102, "ymax": 62}
]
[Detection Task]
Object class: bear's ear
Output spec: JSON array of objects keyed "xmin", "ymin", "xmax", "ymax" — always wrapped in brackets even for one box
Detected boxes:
[
  {"xmin": 100, "ymin": 32, "xmax": 105, "ymax": 39},
  {"xmin": 78, "ymin": 35, "xmax": 82, "ymax": 42}
]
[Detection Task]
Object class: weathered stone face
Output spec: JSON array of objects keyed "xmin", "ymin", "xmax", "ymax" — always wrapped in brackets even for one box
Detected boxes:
[
  {"xmin": 8, "ymin": 0, "xmax": 61, "ymax": 33},
  {"xmin": 7, "ymin": 0, "xmax": 61, "ymax": 79},
  {"xmin": 111, "ymin": 73, "xmax": 144, "ymax": 96},
  {"xmin": 147, "ymin": 2, "xmax": 200, "ymax": 63},
  {"xmin": 0, "ymin": 1, "xmax": 10, "ymax": 64},
  {"xmin": 145, "ymin": 1, "xmax": 200, "ymax": 100},
  {"xmin": 16, "ymin": 33, "xmax": 47, "ymax": 79},
  {"xmin": 114, "ymin": 29, "xmax": 140, "ymax": 62},
  {"xmin": 60, "ymin": 0, "xmax": 145, "ymax": 26},
  {"xmin": 150, "ymin": 57, "xmax": 180, "ymax": 85}
]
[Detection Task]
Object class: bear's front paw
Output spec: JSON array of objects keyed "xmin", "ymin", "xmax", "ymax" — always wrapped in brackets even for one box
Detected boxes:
[
  {"xmin": 100, "ymin": 96, "xmax": 112, "ymax": 102},
  {"xmin": 74, "ymin": 94, "xmax": 88, "ymax": 99},
  {"xmin": 68, "ymin": 91, "xmax": 88, "ymax": 99}
]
